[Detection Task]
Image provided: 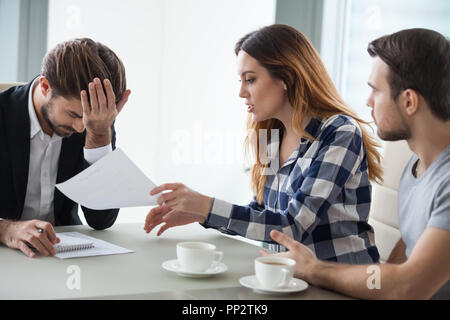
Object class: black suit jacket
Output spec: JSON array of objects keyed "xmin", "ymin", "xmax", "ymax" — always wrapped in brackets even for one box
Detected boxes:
[{"xmin": 0, "ymin": 80, "xmax": 119, "ymax": 229}]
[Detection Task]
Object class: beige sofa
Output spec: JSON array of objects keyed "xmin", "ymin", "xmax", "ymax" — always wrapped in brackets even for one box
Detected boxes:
[
  {"xmin": 0, "ymin": 82, "xmax": 25, "ymax": 91},
  {"xmin": 368, "ymin": 140, "xmax": 413, "ymax": 262}
]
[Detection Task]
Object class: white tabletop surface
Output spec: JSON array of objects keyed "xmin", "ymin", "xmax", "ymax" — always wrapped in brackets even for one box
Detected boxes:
[{"xmin": 0, "ymin": 222, "xmax": 351, "ymax": 300}]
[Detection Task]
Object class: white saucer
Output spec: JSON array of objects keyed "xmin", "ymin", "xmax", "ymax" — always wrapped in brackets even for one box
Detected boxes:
[
  {"xmin": 239, "ymin": 275, "xmax": 309, "ymax": 295},
  {"xmin": 162, "ymin": 259, "xmax": 228, "ymax": 278}
]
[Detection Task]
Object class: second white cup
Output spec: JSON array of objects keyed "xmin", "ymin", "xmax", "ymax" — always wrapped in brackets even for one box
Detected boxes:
[
  {"xmin": 254, "ymin": 256, "xmax": 296, "ymax": 289},
  {"xmin": 176, "ymin": 241, "xmax": 224, "ymax": 272}
]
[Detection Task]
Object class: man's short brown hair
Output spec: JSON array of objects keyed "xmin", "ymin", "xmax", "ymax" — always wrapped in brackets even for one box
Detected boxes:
[
  {"xmin": 41, "ymin": 38, "xmax": 126, "ymax": 103},
  {"xmin": 368, "ymin": 28, "xmax": 450, "ymax": 121}
]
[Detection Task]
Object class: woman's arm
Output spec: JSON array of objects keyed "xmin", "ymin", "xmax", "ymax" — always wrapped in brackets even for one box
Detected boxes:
[
  {"xmin": 203, "ymin": 120, "xmax": 366, "ymax": 242},
  {"xmin": 145, "ymin": 119, "xmax": 367, "ymax": 244}
]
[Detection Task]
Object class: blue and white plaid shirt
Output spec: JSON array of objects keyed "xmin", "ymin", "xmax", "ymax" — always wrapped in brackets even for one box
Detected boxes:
[{"xmin": 204, "ymin": 115, "xmax": 380, "ymax": 264}]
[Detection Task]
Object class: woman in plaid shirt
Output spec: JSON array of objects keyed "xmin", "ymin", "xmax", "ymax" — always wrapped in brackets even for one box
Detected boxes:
[{"xmin": 144, "ymin": 24, "xmax": 383, "ymax": 264}]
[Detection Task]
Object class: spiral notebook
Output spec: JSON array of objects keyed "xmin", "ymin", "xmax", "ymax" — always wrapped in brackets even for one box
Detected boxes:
[
  {"xmin": 54, "ymin": 234, "xmax": 94, "ymax": 253},
  {"xmin": 54, "ymin": 232, "xmax": 134, "ymax": 259}
]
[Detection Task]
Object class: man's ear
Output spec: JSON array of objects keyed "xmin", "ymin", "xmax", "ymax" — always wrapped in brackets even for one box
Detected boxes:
[
  {"xmin": 401, "ymin": 89, "xmax": 420, "ymax": 116},
  {"xmin": 39, "ymin": 76, "xmax": 52, "ymax": 98}
]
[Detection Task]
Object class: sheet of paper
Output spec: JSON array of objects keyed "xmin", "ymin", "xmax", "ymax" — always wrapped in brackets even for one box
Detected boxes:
[
  {"xmin": 56, "ymin": 148, "xmax": 158, "ymax": 210},
  {"xmin": 55, "ymin": 232, "xmax": 134, "ymax": 259}
]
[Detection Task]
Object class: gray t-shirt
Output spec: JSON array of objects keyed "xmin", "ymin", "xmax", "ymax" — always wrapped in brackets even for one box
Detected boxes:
[{"xmin": 398, "ymin": 146, "xmax": 450, "ymax": 300}]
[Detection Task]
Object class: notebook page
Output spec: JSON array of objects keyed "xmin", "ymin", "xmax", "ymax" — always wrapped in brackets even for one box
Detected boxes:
[
  {"xmin": 55, "ymin": 232, "xmax": 134, "ymax": 259},
  {"xmin": 54, "ymin": 234, "xmax": 94, "ymax": 253}
]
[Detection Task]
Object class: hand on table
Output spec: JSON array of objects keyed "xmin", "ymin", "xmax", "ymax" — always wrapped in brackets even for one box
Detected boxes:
[{"xmin": 0, "ymin": 219, "xmax": 60, "ymax": 258}]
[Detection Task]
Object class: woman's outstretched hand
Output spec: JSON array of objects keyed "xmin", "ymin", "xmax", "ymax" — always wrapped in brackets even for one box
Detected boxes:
[
  {"xmin": 144, "ymin": 205, "xmax": 206, "ymax": 236},
  {"xmin": 144, "ymin": 183, "xmax": 213, "ymax": 235},
  {"xmin": 150, "ymin": 183, "xmax": 213, "ymax": 217}
]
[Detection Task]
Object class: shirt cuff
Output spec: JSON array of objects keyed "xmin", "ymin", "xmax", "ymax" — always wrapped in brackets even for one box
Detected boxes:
[
  {"xmin": 84, "ymin": 144, "xmax": 113, "ymax": 165},
  {"xmin": 203, "ymin": 198, "xmax": 234, "ymax": 229}
]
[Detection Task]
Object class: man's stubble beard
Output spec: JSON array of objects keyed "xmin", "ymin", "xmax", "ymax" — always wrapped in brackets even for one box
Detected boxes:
[{"xmin": 41, "ymin": 99, "xmax": 75, "ymax": 138}]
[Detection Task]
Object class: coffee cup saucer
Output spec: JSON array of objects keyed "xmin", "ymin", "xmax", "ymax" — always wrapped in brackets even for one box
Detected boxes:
[
  {"xmin": 162, "ymin": 259, "xmax": 228, "ymax": 278},
  {"xmin": 239, "ymin": 275, "xmax": 309, "ymax": 294}
]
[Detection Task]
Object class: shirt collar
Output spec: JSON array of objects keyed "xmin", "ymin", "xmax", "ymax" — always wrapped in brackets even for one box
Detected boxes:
[
  {"xmin": 303, "ymin": 117, "xmax": 322, "ymax": 141},
  {"xmin": 264, "ymin": 117, "xmax": 324, "ymax": 173},
  {"xmin": 28, "ymin": 78, "xmax": 42, "ymax": 139},
  {"xmin": 273, "ymin": 117, "xmax": 323, "ymax": 170}
]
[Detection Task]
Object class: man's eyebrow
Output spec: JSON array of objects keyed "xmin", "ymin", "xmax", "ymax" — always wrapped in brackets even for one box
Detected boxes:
[{"xmin": 69, "ymin": 111, "xmax": 82, "ymax": 118}]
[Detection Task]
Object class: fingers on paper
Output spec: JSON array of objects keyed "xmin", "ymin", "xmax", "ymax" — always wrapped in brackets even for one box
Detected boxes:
[{"xmin": 150, "ymin": 183, "xmax": 182, "ymax": 196}]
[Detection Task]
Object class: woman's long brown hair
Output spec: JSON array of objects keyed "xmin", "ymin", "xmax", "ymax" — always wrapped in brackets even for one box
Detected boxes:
[{"xmin": 236, "ymin": 24, "xmax": 383, "ymax": 204}]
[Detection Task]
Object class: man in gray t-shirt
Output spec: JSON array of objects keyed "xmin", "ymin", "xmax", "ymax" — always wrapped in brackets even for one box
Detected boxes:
[
  {"xmin": 398, "ymin": 147, "xmax": 450, "ymax": 299},
  {"xmin": 258, "ymin": 28, "xmax": 450, "ymax": 300},
  {"xmin": 399, "ymin": 148, "xmax": 450, "ymax": 258}
]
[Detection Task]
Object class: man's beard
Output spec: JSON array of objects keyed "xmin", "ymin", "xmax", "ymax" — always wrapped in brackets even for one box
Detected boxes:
[
  {"xmin": 377, "ymin": 111, "xmax": 411, "ymax": 141},
  {"xmin": 376, "ymin": 101, "xmax": 412, "ymax": 142},
  {"xmin": 377, "ymin": 128, "xmax": 411, "ymax": 141},
  {"xmin": 41, "ymin": 100, "xmax": 75, "ymax": 138}
]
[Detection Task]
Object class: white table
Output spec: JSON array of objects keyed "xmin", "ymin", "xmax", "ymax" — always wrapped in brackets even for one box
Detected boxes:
[{"xmin": 0, "ymin": 223, "xmax": 351, "ymax": 300}]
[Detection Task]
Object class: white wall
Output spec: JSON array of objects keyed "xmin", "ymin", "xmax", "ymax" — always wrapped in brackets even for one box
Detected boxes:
[
  {"xmin": 47, "ymin": 0, "xmax": 276, "ymax": 224},
  {"xmin": 0, "ymin": 0, "xmax": 21, "ymax": 81}
]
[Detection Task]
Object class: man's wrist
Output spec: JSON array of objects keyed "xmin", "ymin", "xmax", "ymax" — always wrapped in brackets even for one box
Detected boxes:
[
  {"xmin": 0, "ymin": 219, "xmax": 9, "ymax": 230},
  {"xmin": 0, "ymin": 220, "xmax": 12, "ymax": 243},
  {"xmin": 85, "ymin": 129, "xmax": 111, "ymax": 149},
  {"xmin": 307, "ymin": 259, "xmax": 330, "ymax": 287}
]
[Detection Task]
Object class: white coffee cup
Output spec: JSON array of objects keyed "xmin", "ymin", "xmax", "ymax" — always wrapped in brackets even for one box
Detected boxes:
[
  {"xmin": 254, "ymin": 256, "xmax": 296, "ymax": 289},
  {"xmin": 176, "ymin": 242, "xmax": 224, "ymax": 272}
]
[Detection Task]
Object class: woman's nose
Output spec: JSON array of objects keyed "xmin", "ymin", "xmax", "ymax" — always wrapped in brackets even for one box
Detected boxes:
[{"xmin": 239, "ymin": 83, "xmax": 248, "ymax": 99}]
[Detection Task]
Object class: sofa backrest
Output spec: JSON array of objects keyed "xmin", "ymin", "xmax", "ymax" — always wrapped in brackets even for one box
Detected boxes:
[{"xmin": 368, "ymin": 140, "xmax": 414, "ymax": 263}]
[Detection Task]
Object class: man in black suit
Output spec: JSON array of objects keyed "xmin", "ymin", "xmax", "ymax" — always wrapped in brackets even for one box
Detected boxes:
[{"xmin": 0, "ymin": 38, "xmax": 131, "ymax": 258}]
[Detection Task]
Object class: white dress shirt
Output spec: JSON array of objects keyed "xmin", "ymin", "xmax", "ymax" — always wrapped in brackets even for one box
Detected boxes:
[{"xmin": 18, "ymin": 79, "xmax": 112, "ymax": 224}]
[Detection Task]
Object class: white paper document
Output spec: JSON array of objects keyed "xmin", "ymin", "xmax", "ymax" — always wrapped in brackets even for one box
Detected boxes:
[
  {"xmin": 56, "ymin": 148, "xmax": 158, "ymax": 210},
  {"xmin": 55, "ymin": 232, "xmax": 134, "ymax": 259}
]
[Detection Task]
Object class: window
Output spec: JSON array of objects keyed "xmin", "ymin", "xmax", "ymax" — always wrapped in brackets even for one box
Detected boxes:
[{"xmin": 335, "ymin": 0, "xmax": 450, "ymax": 123}]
